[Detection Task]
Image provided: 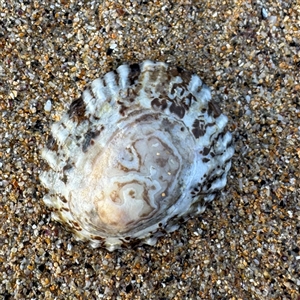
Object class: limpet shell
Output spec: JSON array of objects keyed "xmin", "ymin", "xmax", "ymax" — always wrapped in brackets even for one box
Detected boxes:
[{"xmin": 40, "ymin": 60, "xmax": 234, "ymax": 251}]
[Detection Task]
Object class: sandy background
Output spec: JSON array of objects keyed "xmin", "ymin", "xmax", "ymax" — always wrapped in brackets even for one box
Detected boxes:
[{"xmin": 0, "ymin": 0, "xmax": 299, "ymax": 299}]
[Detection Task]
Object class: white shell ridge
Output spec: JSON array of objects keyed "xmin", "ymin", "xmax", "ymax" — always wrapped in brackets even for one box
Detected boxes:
[{"xmin": 40, "ymin": 61, "xmax": 234, "ymax": 251}]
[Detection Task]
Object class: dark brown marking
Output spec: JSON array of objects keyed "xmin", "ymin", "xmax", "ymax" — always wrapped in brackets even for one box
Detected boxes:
[
  {"xmin": 59, "ymin": 196, "xmax": 68, "ymax": 203},
  {"xmin": 151, "ymin": 98, "xmax": 168, "ymax": 110},
  {"xmin": 170, "ymin": 83, "xmax": 184, "ymax": 94},
  {"xmin": 113, "ymin": 70, "xmax": 120, "ymax": 87},
  {"xmin": 121, "ymin": 237, "xmax": 141, "ymax": 249},
  {"xmin": 202, "ymin": 147, "xmax": 210, "ymax": 156},
  {"xmin": 193, "ymin": 119, "xmax": 199, "ymax": 128},
  {"xmin": 169, "ymin": 102, "xmax": 185, "ymax": 118},
  {"xmin": 178, "ymin": 69, "xmax": 192, "ymax": 83},
  {"xmin": 119, "ymin": 104, "xmax": 128, "ymax": 116},
  {"xmin": 208, "ymin": 100, "xmax": 222, "ymax": 117},
  {"xmin": 87, "ymin": 86, "xmax": 96, "ymax": 100},
  {"xmin": 82, "ymin": 128, "xmax": 103, "ymax": 152},
  {"xmin": 63, "ymin": 163, "xmax": 73, "ymax": 172},
  {"xmin": 169, "ymin": 66, "xmax": 180, "ymax": 77},
  {"xmin": 182, "ymin": 93, "xmax": 194, "ymax": 109},
  {"xmin": 125, "ymin": 87, "xmax": 138, "ymax": 101},
  {"xmin": 206, "ymin": 122, "xmax": 216, "ymax": 128},
  {"xmin": 202, "ymin": 158, "xmax": 210, "ymax": 163},
  {"xmin": 74, "ymin": 227, "xmax": 82, "ymax": 231},
  {"xmin": 72, "ymin": 221, "xmax": 81, "ymax": 228},
  {"xmin": 46, "ymin": 134, "xmax": 58, "ymax": 151},
  {"xmin": 68, "ymin": 96, "xmax": 87, "ymax": 122},
  {"xmin": 168, "ymin": 66, "xmax": 192, "ymax": 84},
  {"xmin": 176, "ymin": 66, "xmax": 184, "ymax": 73},
  {"xmin": 91, "ymin": 236, "xmax": 105, "ymax": 241},
  {"xmin": 192, "ymin": 119, "xmax": 205, "ymax": 138},
  {"xmin": 128, "ymin": 63, "xmax": 141, "ymax": 85},
  {"xmin": 192, "ymin": 127, "xmax": 205, "ymax": 138},
  {"xmin": 61, "ymin": 174, "xmax": 68, "ymax": 184}
]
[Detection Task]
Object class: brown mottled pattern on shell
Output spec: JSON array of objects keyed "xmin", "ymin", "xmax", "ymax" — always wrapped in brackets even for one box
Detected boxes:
[
  {"xmin": 192, "ymin": 119, "xmax": 206, "ymax": 139},
  {"xmin": 82, "ymin": 128, "xmax": 103, "ymax": 153},
  {"xmin": 128, "ymin": 63, "xmax": 141, "ymax": 85},
  {"xmin": 46, "ymin": 134, "xmax": 58, "ymax": 151},
  {"xmin": 208, "ymin": 99, "xmax": 222, "ymax": 117},
  {"xmin": 40, "ymin": 61, "xmax": 234, "ymax": 251},
  {"xmin": 67, "ymin": 96, "xmax": 87, "ymax": 122}
]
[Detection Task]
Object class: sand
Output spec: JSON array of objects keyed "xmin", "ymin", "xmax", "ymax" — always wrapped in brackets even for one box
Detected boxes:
[{"xmin": 0, "ymin": 0, "xmax": 299, "ymax": 299}]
